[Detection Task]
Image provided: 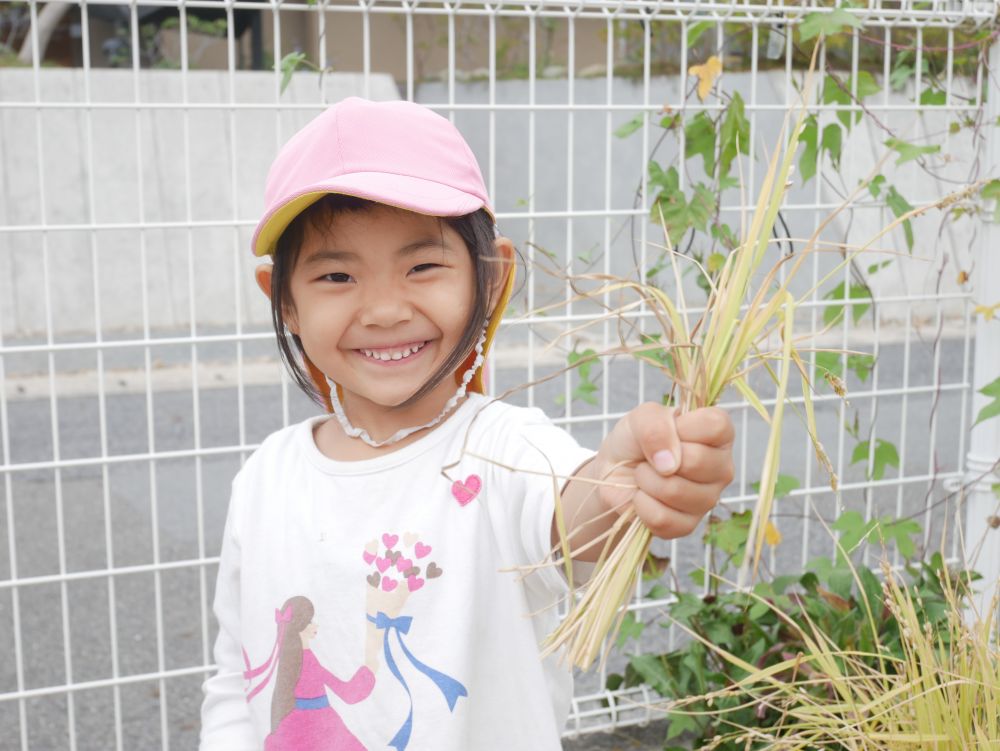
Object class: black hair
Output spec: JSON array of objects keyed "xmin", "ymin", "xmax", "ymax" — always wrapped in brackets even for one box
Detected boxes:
[{"xmin": 267, "ymin": 194, "xmax": 502, "ymax": 410}]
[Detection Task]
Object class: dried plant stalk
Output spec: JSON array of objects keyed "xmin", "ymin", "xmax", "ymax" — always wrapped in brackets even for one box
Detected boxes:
[
  {"xmin": 541, "ymin": 81, "xmax": 821, "ymax": 669},
  {"xmin": 537, "ymin": 45, "xmax": 984, "ymax": 670}
]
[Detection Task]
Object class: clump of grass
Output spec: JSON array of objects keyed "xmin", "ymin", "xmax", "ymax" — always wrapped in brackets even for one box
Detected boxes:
[{"xmin": 670, "ymin": 555, "xmax": 1000, "ymax": 749}]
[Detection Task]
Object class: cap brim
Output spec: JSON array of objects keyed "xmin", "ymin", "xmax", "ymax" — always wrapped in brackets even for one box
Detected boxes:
[{"xmin": 252, "ymin": 172, "xmax": 491, "ymax": 257}]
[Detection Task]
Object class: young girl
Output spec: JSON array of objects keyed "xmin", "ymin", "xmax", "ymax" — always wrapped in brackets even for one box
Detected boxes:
[{"xmin": 200, "ymin": 97, "xmax": 734, "ymax": 751}]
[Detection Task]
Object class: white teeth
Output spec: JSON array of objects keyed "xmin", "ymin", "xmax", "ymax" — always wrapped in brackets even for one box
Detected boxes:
[{"xmin": 361, "ymin": 341, "xmax": 425, "ymax": 361}]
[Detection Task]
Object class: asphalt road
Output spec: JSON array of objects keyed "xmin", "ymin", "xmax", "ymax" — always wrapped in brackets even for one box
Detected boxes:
[{"xmin": 0, "ymin": 335, "xmax": 972, "ymax": 750}]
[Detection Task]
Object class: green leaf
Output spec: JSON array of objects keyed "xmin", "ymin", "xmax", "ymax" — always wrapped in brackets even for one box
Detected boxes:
[
  {"xmin": 868, "ymin": 174, "xmax": 886, "ymax": 198},
  {"xmin": 974, "ymin": 375, "xmax": 1000, "ymax": 426},
  {"xmin": 659, "ymin": 113, "xmax": 682, "ymax": 130},
  {"xmin": 637, "ymin": 333, "xmax": 671, "ymax": 368},
  {"xmin": 688, "ymin": 183, "xmax": 715, "ymax": 232},
  {"xmin": 615, "ymin": 611, "xmax": 646, "ymax": 648},
  {"xmin": 646, "ymin": 582, "xmax": 671, "ymax": 600},
  {"xmin": 890, "ymin": 62, "xmax": 914, "ymax": 92},
  {"xmin": 710, "ymin": 221, "xmax": 737, "ymax": 249},
  {"xmin": 858, "ymin": 566, "xmax": 883, "ymax": 614},
  {"xmin": 279, "ymin": 51, "xmax": 308, "ymax": 94},
  {"xmin": 815, "ymin": 350, "xmax": 843, "ymax": 381},
  {"xmin": 867, "ymin": 260, "xmax": 892, "ymax": 275},
  {"xmin": 799, "ymin": 8, "xmax": 863, "ymax": 41},
  {"xmin": 824, "ymin": 71, "xmax": 880, "ymax": 129},
  {"xmin": 704, "ymin": 511, "xmax": 751, "ymax": 558},
  {"xmin": 665, "ymin": 710, "xmax": 700, "ymax": 740},
  {"xmin": 751, "ymin": 474, "xmax": 800, "ymax": 500},
  {"xmin": 648, "ymin": 159, "xmax": 675, "ymax": 190},
  {"xmin": 847, "ymin": 353, "xmax": 875, "ymax": 382},
  {"xmin": 567, "ymin": 347, "xmax": 597, "ymax": 381},
  {"xmin": 851, "ymin": 438, "xmax": 900, "ymax": 481},
  {"xmin": 832, "ymin": 510, "xmax": 876, "ymax": 558},
  {"xmin": 614, "ymin": 113, "xmax": 645, "ymax": 138},
  {"xmin": 878, "ymin": 517, "xmax": 921, "ymax": 559},
  {"xmin": 823, "ymin": 281, "xmax": 872, "ymax": 326},
  {"xmin": 719, "ymin": 91, "xmax": 750, "ymax": 178},
  {"xmin": 992, "ymin": 482, "xmax": 1000, "ymax": 500},
  {"xmin": 885, "ymin": 137, "xmax": 941, "ymax": 165},
  {"xmin": 629, "ymin": 654, "xmax": 673, "ymax": 696},
  {"xmin": 572, "ymin": 381, "xmax": 599, "ymax": 405},
  {"xmin": 799, "ymin": 116, "xmax": 819, "ymax": 183},
  {"xmin": 685, "ymin": 111, "xmax": 717, "ymax": 176},
  {"xmin": 686, "ymin": 20, "xmax": 712, "ymax": 48},
  {"xmin": 981, "ymin": 179, "xmax": 1000, "ymax": 222},
  {"xmin": 821, "ymin": 123, "xmax": 843, "ymax": 168},
  {"xmin": 649, "ymin": 166, "xmax": 690, "ymax": 244},
  {"xmin": 920, "ymin": 87, "xmax": 947, "ymax": 106},
  {"xmin": 885, "ymin": 185, "xmax": 915, "ymax": 251}
]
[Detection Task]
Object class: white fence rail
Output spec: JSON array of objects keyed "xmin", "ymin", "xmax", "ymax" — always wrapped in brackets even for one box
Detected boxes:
[{"xmin": 1, "ymin": 1, "xmax": 998, "ymax": 748}]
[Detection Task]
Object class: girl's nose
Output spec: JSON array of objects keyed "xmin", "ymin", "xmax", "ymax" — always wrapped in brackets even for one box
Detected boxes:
[{"xmin": 357, "ymin": 285, "xmax": 414, "ymax": 328}]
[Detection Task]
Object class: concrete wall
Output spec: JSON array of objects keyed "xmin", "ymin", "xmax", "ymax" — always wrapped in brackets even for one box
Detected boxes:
[{"xmin": 0, "ymin": 68, "xmax": 979, "ymax": 344}]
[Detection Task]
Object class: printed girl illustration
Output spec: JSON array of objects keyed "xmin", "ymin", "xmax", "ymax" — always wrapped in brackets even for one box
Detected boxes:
[{"xmin": 243, "ymin": 596, "xmax": 375, "ymax": 750}]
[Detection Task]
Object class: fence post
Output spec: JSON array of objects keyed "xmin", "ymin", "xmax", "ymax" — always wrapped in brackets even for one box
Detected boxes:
[{"xmin": 964, "ymin": 38, "xmax": 1000, "ymax": 618}]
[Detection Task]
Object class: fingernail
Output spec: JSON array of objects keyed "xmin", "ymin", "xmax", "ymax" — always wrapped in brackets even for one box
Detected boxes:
[{"xmin": 653, "ymin": 450, "xmax": 676, "ymax": 473}]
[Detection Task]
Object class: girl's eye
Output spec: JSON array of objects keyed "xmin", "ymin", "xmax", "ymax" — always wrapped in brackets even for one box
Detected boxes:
[
  {"xmin": 322, "ymin": 272, "xmax": 353, "ymax": 283},
  {"xmin": 410, "ymin": 263, "xmax": 441, "ymax": 274}
]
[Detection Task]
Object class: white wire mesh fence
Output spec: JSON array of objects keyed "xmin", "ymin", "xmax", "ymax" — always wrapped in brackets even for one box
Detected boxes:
[{"xmin": 1, "ymin": 1, "xmax": 998, "ymax": 748}]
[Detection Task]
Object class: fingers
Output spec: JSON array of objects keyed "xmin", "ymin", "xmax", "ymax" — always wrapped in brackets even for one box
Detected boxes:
[
  {"xmin": 676, "ymin": 406, "xmax": 734, "ymax": 448},
  {"xmin": 625, "ymin": 402, "xmax": 682, "ymax": 476},
  {"xmin": 628, "ymin": 472, "xmax": 720, "ymax": 539},
  {"xmin": 673, "ymin": 441, "xmax": 735, "ymax": 486},
  {"xmin": 598, "ymin": 462, "xmax": 725, "ymax": 537}
]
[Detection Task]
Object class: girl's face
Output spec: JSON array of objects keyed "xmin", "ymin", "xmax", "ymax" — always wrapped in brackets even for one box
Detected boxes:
[
  {"xmin": 286, "ymin": 205, "xmax": 477, "ymax": 418},
  {"xmin": 299, "ymin": 621, "xmax": 318, "ymax": 646}
]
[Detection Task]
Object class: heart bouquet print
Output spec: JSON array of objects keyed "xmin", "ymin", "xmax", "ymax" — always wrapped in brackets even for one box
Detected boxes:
[
  {"xmin": 363, "ymin": 532, "xmax": 441, "ymax": 597},
  {"xmin": 362, "ymin": 531, "xmax": 466, "ymax": 750}
]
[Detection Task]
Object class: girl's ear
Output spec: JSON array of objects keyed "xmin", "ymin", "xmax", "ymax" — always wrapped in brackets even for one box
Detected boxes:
[
  {"xmin": 255, "ymin": 264, "xmax": 273, "ymax": 300},
  {"xmin": 256, "ymin": 263, "xmax": 299, "ymax": 334},
  {"xmin": 490, "ymin": 237, "xmax": 516, "ymax": 316}
]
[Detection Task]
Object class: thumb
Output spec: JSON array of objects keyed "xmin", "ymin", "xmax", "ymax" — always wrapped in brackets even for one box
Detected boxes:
[{"xmin": 622, "ymin": 402, "xmax": 683, "ymax": 475}]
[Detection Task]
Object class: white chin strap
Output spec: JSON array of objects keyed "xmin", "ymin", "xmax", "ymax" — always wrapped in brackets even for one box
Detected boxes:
[{"xmin": 327, "ymin": 324, "xmax": 489, "ymax": 448}]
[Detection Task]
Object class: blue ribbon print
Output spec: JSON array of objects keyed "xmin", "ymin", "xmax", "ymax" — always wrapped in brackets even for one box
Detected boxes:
[{"xmin": 367, "ymin": 611, "xmax": 468, "ymax": 750}]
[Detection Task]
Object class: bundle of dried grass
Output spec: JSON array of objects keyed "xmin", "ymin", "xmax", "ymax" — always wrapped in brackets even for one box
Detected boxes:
[{"xmin": 538, "ymin": 55, "xmax": 981, "ymax": 670}]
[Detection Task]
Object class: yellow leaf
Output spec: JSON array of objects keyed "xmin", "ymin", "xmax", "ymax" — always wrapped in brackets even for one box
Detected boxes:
[
  {"xmin": 956, "ymin": 270, "xmax": 969, "ymax": 285},
  {"xmin": 974, "ymin": 302, "xmax": 1000, "ymax": 321},
  {"xmin": 765, "ymin": 521, "xmax": 782, "ymax": 547},
  {"xmin": 689, "ymin": 55, "xmax": 723, "ymax": 102}
]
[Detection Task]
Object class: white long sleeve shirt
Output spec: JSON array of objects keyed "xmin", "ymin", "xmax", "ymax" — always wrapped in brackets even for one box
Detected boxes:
[{"xmin": 200, "ymin": 394, "xmax": 595, "ymax": 750}]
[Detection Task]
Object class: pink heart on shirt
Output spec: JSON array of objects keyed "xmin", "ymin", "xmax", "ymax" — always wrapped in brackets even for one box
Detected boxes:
[
  {"xmin": 381, "ymin": 577, "xmax": 398, "ymax": 592},
  {"xmin": 396, "ymin": 556, "xmax": 413, "ymax": 573},
  {"xmin": 414, "ymin": 542, "xmax": 432, "ymax": 559},
  {"xmin": 451, "ymin": 474, "xmax": 482, "ymax": 506},
  {"xmin": 362, "ymin": 551, "xmax": 376, "ymax": 565},
  {"xmin": 382, "ymin": 533, "xmax": 399, "ymax": 549},
  {"xmin": 407, "ymin": 575, "xmax": 425, "ymax": 592},
  {"xmin": 375, "ymin": 556, "xmax": 391, "ymax": 573}
]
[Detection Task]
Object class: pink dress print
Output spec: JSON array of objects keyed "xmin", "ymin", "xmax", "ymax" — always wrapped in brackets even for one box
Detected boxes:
[{"xmin": 265, "ymin": 650, "xmax": 375, "ymax": 751}]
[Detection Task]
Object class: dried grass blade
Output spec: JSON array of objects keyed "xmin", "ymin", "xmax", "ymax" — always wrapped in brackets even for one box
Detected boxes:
[{"xmin": 738, "ymin": 292, "xmax": 794, "ymax": 588}]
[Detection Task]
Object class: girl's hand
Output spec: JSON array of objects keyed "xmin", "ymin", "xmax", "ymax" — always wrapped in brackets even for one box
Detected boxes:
[{"xmin": 595, "ymin": 403, "xmax": 734, "ymax": 539}]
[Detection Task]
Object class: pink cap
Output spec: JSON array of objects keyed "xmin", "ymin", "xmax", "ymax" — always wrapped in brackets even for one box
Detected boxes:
[{"xmin": 251, "ymin": 97, "xmax": 493, "ymax": 257}]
